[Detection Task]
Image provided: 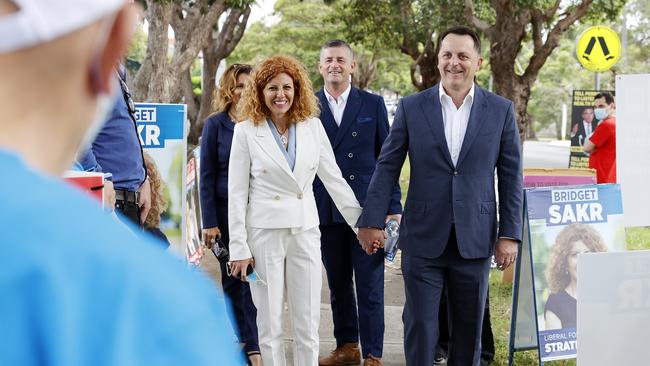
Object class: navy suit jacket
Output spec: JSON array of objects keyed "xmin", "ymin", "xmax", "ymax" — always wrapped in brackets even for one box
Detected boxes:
[
  {"xmin": 357, "ymin": 85, "xmax": 523, "ymax": 259},
  {"xmin": 199, "ymin": 112, "xmax": 235, "ymax": 229},
  {"xmin": 314, "ymin": 87, "xmax": 401, "ymax": 225}
]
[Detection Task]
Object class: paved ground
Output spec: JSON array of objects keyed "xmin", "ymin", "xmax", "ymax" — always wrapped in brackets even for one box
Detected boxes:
[{"xmin": 200, "ymin": 252, "xmax": 407, "ymax": 365}]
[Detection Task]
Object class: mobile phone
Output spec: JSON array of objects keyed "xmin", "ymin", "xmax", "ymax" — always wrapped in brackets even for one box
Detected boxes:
[{"xmin": 241, "ymin": 264, "xmax": 254, "ymax": 279}]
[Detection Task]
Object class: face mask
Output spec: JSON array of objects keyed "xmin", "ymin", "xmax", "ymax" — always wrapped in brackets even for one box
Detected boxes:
[
  {"xmin": 594, "ymin": 107, "xmax": 608, "ymax": 120},
  {"xmin": 79, "ymin": 15, "xmax": 118, "ymax": 150}
]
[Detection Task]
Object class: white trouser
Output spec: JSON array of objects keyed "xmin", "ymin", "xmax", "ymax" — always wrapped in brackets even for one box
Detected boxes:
[{"xmin": 247, "ymin": 226, "xmax": 322, "ymax": 366}]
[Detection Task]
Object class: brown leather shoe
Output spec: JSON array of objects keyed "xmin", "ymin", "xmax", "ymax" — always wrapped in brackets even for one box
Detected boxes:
[
  {"xmin": 318, "ymin": 342, "xmax": 361, "ymax": 366},
  {"xmin": 363, "ymin": 354, "xmax": 383, "ymax": 366}
]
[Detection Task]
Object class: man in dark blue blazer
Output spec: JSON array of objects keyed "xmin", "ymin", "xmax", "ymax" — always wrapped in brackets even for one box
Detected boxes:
[
  {"xmin": 315, "ymin": 40, "xmax": 401, "ymax": 366},
  {"xmin": 357, "ymin": 26, "xmax": 523, "ymax": 366}
]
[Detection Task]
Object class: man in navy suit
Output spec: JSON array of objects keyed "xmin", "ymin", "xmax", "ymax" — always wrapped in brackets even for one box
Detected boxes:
[
  {"xmin": 315, "ymin": 40, "xmax": 401, "ymax": 366},
  {"xmin": 357, "ymin": 26, "xmax": 523, "ymax": 366}
]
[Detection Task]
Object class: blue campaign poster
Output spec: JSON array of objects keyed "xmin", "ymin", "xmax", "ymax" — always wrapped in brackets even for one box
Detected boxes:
[
  {"xmin": 526, "ymin": 184, "xmax": 626, "ymax": 362},
  {"xmin": 135, "ymin": 103, "xmax": 187, "ymax": 253}
]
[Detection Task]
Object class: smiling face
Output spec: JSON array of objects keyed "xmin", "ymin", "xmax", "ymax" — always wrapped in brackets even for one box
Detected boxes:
[
  {"xmin": 319, "ymin": 46, "xmax": 355, "ymax": 90},
  {"xmin": 263, "ymin": 72, "xmax": 294, "ymax": 121},
  {"xmin": 230, "ymin": 72, "xmax": 250, "ymax": 112},
  {"xmin": 437, "ymin": 33, "xmax": 482, "ymax": 94}
]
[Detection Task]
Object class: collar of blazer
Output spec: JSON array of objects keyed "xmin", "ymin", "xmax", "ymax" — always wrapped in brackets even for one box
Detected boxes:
[
  {"xmin": 317, "ymin": 87, "xmax": 362, "ymax": 149},
  {"xmin": 253, "ymin": 119, "xmax": 314, "ymax": 191},
  {"xmin": 420, "ymin": 84, "xmax": 488, "ymax": 169}
]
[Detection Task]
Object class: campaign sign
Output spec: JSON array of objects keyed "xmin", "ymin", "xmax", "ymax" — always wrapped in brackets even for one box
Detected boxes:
[
  {"xmin": 135, "ymin": 103, "xmax": 187, "ymax": 252},
  {"xmin": 185, "ymin": 146, "xmax": 203, "ymax": 265},
  {"xmin": 568, "ymin": 90, "xmax": 614, "ymax": 169},
  {"xmin": 135, "ymin": 104, "xmax": 185, "ymax": 149},
  {"xmin": 526, "ymin": 184, "xmax": 626, "ymax": 362}
]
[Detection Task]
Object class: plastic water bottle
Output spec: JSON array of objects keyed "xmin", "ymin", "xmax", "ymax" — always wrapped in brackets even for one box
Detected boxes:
[{"xmin": 384, "ymin": 219, "xmax": 400, "ymax": 262}]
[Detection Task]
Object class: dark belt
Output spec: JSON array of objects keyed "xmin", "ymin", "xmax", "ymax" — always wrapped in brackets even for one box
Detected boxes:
[{"xmin": 115, "ymin": 188, "xmax": 140, "ymax": 204}]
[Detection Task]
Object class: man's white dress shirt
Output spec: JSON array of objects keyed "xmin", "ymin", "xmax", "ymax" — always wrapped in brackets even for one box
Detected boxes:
[
  {"xmin": 439, "ymin": 83, "xmax": 475, "ymax": 167},
  {"xmin": 324, "ymin": 84, "xmax": 352, "ymax": 126}
]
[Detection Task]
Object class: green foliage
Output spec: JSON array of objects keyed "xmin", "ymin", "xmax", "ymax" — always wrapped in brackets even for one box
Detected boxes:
[
  {"xmin": 229, "ymin": 0, "xmax": 414, "ymax": 94},
  {"xmin": 340, "ymin": 0, "xmax": 466, "ymax": 49},
  {"xmin": 370, "ymin": 52, "xmax": 417, "ymax": 97},
  {"xmin": 126, "ymin": 25, "xmax": 147, "ymax": 63},
  {"xmin": 229, "ymin": 0, "xmax": 340, "ymax": 90}
]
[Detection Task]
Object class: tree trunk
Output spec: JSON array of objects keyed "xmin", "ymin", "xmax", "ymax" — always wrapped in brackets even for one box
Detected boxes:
[
  {"xmin": 191, "ymin": 6, "xmax": 251, "ymax": 145},
  {"xmin": 132, "ymin": 0, "xmax": 172, "ymax": 102},
  {"xmin": 353, "ymin": 52, "xmax": 378, "ymax": 89}
]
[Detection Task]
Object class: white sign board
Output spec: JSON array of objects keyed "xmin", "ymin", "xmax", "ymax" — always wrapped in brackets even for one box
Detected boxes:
[
  {"xmin": 615, "ymin": 74, "xmax": 650, "ymax": 227},
  {"xmin": 578, "ymin": 250, "xmax": 650, "ymax": 365}
]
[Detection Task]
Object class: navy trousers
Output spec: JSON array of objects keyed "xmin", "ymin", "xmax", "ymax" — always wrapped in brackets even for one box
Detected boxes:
[
  {"xmin": 216, "ymin": 200, "xmax": 259, "ymax": 354},
  {"xmin": 320, "ymin": 223, "xmax": 385, "ymax": 358},
  {"xmin": 402, "ymin": 226, "xmax": 491, "ymax": 366},
  {"xmin": 437, "ymin": 286, "xmax": 495, "ymax": 363}
]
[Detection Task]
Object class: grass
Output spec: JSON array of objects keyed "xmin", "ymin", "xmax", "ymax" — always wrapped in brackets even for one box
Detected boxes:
[{"xmin": 395, "ymin": 158, "xmax": 650, "ymax": 365}]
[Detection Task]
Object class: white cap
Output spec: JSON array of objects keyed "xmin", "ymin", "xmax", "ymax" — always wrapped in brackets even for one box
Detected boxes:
[{"xmin": 0, "ymin": 0, "xmax": 124, "ymax": 53}]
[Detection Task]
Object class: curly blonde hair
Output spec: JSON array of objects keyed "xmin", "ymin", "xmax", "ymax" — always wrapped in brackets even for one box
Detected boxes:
[
  {"xmin": 545, "ymin": 223, "xmax": 607, "ymax": 293},
  {"xmin": 212, "ymin": 63, "xmax": 252, "ymax": 113},
  {"xmin": 239, "ymin": 55, "xmax": 319, "ymax": 125},
  {"xmin": 143, "ymin": 153, "xmax": 168, "ymax": 229}
]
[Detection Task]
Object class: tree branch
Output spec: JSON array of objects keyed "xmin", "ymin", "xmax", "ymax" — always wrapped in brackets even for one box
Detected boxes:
[
  {"xmin": 464, "ymin": 0, "xmax": 491, "ymax": 34},
  {"xmin": 171, "ymin": 1, "xmax": 226, "ymax": 74},
  {"xmin": 523, "ymin": 0, "xmax": 594, "ymax": 84},
  {"xmin": 530, "ymin": 9, "xmax": 543, "ymax": 52},
  {"xmin": 544, "ymin": 0, "xmax": 562, "ymax": 21},
  {"xmin": 213, "ymin": 6, "xmax": 251, "ymax": 58}
]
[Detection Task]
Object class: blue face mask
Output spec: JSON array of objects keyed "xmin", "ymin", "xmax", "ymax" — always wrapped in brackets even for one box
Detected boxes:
[{"xmin": 594, "ymin": 108, "xmax": 608, "ymax": 120}]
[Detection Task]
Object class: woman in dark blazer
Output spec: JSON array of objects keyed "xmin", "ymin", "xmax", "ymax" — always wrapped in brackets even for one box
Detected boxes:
[{"xmin": 199, "ymin": 63, "xmax": 260, "ymax": 366}]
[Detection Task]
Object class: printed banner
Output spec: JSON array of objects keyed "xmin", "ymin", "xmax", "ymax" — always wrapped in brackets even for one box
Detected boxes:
[
  {"xmin": 135, "ymin": 103, "xmax": 187, "ymax": 252},
  {"xmin": 569, "ymin": 90, "xmax": 614, "ymax": 168},
  {"xmin": 526, "ymin": 184, "xmax": 626, "ymax": 361},
  {"xmin": 186, "ymin": 146, "xmax": 204, "ymax": 265}
]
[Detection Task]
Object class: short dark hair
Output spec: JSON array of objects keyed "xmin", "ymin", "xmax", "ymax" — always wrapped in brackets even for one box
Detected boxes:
[
  {"xmin": 594, "ymin": 92, "xmax": 615, "ymax": 105},
  {"xmin": 320, "ymin": 39, "xmax": 354, "ymax": 59},
  {"xmin": 439, "ymin": 25, "xmax": 481, "ymax": 54}
]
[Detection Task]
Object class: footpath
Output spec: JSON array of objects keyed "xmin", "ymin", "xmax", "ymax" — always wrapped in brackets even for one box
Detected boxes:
[{"xmin": 201, "ymin": 253, "xmax": 407, "ymax": 365}]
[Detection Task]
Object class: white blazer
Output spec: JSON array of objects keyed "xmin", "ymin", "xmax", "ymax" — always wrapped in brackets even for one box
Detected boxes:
[{"xmin": 228, "ymin": 117, "xmax": 362, "ymax": 260}]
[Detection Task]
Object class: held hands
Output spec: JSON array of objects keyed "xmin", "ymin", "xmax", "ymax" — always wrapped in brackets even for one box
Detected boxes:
[
  {"xmin": 229, "ymin": 257, "xmax": 255, "ymax": 281},
  {"xmin": 357, "ymin": 227, "xmax": 386, "ymax": 255},
  {"xmin": 202, "ymin": 227, "xmax": 221, "ymax": 249},
  {"xmin": 494, "ymin": 238, "xmax": 518, "ymax": 271}
]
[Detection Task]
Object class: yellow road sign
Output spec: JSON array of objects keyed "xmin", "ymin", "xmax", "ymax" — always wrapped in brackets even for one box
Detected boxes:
[{"xmin": 576, "ymin": 26, "xmax": 621, "ymax": 72}]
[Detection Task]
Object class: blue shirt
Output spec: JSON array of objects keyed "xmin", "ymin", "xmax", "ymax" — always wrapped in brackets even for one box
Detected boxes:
[
  {"xmin": 80, "ymin": 76, "xmax": 146, "ymax": 191},
  {"xmin": 0, "ymin": 150, "xmax": 242, "ymax": 366},
  {"xmin": 267, "ymin": 119, "xmax": 296, "ymax": 170},
  {"xmin": 199, "ymin": 112, "xmax": 235, "ymax": 228}
]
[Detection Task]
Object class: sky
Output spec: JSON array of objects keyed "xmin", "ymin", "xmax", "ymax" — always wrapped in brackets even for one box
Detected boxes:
[{"xmin": 248, "ymin": 0, "xmax": 277, "ymax": 27}]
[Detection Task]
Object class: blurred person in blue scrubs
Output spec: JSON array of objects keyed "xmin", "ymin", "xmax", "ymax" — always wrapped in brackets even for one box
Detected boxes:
[{"xmin": 0, "ymin": 1, "xmax": 242, "ymax": 365}]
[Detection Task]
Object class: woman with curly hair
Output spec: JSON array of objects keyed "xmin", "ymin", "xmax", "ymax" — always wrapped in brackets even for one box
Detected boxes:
[
  {"xmin": 227, "ymin": 55, "xmax": 362, "ymax": 366},
  {"xmin": 199, "ymin": 63, "xmax": 262, "ymax": 365},
  {"xmin": 544, "ymin": 223, "xmax": 607, "ymax": 329}
]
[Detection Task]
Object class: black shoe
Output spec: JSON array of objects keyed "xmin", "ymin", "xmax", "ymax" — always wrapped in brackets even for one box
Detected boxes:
[{"xmin": 433, "ymin": 354, "xmax": 447, "ymax": 366}]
